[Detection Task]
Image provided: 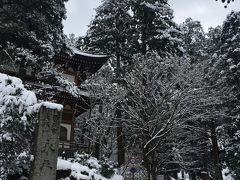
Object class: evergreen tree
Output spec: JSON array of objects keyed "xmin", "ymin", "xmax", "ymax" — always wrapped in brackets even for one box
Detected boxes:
[
  {"xmin": 206, "ymin": 26, "xmax": 222, "ymax": 56},
  {"xmin": 81, "ymin": 0, "xmax": 131, "ymax": 62},
  {"xmin": 217, "ymin": 11, "xmax": 240, "ymax": 89},
  {"xmin": 0, "ymin": 0, "xmax": 68, "ymax": 77},
  {"xmin": 180, "ymin": 18, "xmax": 206, "ymax": 62},
  {"xmin": 82, "ymin": 0, "xmax": 184, "ymax": 65},
  {"xmin": 214, "ymin": 11, "xmax": 240, "ymax": 179},
  {"xmin": 130, "ymin": 0, "xmax": 183, "ymax": 56}
]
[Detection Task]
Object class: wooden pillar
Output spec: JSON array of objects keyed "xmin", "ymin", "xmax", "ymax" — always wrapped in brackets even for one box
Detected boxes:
[{"xmin": 29, "ymin": 104, "xmax": 62, "ymax": 180}]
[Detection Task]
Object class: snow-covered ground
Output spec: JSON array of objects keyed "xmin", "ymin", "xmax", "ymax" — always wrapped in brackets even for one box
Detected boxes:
[
  {"xmin": 57, "ymin": 158, "xmax": 123, "ymax": 180},
  {"xmin": 169, "ymin": 169, "xmax": 234, "ymax": 180},
  {"xmin": 222, "ymin": 168, "xmax": 234, "ymax": 180}
]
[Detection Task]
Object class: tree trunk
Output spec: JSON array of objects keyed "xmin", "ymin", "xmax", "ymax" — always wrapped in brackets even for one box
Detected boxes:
[
  {"xmin": 182, "ymin": 170, "xmax": 185, "ymax": 179},
  {"xmin": 201, "ymin": 152, "xmax": 209, "ymax": 180},
  {"xmin": 115, "ymin": 42, "xmax": 125, "ymax": 166},
  {"xmin": 141, "ymin": 11, "xmax": 147, "ymax": 55},
  {"xmin": 116, "ymin": 103, "xmax": 124, "ymax": 166},
  {"xmin": 151, "ymin": 153, "xmax": 158, "ymax": 180},
  {"xmin": 19, "ymin": 60, "xmax": 26, "ymax": 80},
  {"xmin": 94, "ymin": 140, "xmax": 100, "ymax": 159},
  {"xmin": 143, "ymin": 148, "xmax": 151, "ymax": 180},
  {"xmin": 190, "ymin": 172, "xmax": 196, "ymax": 180},
  {"xmin": 94, "ymin": 104, "xmax": 103, "ymax": 159},
  {"xmin": 201, "ymin": 124, "xmax": 210, "ymax": 180},
  {"xmin": 152, "ymin": 171, "xmax": 157, "ymax": 180},
  {"xmin": 210, "ymin": 122, "xmax": 223, "ymax": 180},
  {"xmin": 172, "ymin": 171, "xmax": 178, "ymax": 179},
  {"xmin": 146, "ymin": 164, "xmax": 151, "ymax": 180},
  {"xmin": 116, "ymin": 49, "xmax": 121, "ymax": 78}
]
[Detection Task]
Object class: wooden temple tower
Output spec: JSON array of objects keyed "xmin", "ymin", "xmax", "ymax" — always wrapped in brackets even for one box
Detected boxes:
[
  {"xmin": 53, "ymin": 47, "xmax": 109, "ymax": 157},
  {"xmin": 1, "ymin": 46, "xmax": 109, "ymax": 157}
]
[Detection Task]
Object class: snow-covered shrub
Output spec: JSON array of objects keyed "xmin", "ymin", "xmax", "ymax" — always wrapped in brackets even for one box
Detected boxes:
[
  {"xmin": 72, "ymin": 153, "xmax": 117, "ymax": 178},
  {"xmin": 57, "ymin": 154, "xmax": 122, "ymax": 180},
  {"xmin": 100, "ymin": 161, "xmax": 116, "ymax": 178},
  {"xmin": 0, "ymin": 73, "xmax": 39, "ymax": 179}
]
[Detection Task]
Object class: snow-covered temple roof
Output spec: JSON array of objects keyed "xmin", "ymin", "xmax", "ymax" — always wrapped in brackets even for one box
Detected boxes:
[{"xmin": 69, "ymin": 46, "xmax": 109, "ymax": 58}]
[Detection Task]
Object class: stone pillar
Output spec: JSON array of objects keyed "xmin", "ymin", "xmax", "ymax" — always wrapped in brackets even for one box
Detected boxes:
[{"xmin": 29, "ymin": 104, "xmax": 63, "ymax": 180}]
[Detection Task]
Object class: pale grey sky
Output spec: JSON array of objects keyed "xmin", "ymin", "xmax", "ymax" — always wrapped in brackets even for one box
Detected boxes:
[{"xmin": 63, "ymin": 0, "xmax": 240, "ymax": 36}]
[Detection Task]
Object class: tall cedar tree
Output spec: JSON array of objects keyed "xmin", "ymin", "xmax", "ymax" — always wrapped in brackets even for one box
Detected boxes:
[
  {"xmin": 215, "ymin": 11, "xmax": 240, "ymax": 179},
  {"xmin": 130, "ymin": 0, "xmax": 183, "ymax": 56},
  {"xmin": 80, "ymin": 0, "xmax": 132, "ymax": 166},
  {"xmin": 82, "ymin": 0, "xmax": 184, "ymax": 63},
  {"xmin": 82, "ymin": 0, "xmax": 131, "ymax": 62},
  {"xmin": 206, "ymin": 26, "xmax": 222, "ymax": 56},
  {"xmin": 180, "ymin": 18, "xmax": 206, "ymax": 62}
]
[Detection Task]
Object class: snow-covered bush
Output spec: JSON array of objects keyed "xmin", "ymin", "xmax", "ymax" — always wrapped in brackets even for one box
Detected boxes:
[
  {"xmin": 72, "ymin": 153, "xmax": 117, "ymax": 178},
  {"xmin": 57, "ymin": 153, "xmax": 122, "ymax": 180},
  {"xmin": 0, "ymin": 73, "xmax": 39, "ymax": 179}
]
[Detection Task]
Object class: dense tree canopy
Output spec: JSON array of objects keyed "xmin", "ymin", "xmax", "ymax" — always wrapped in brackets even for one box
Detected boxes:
[
  {"xmin": 180, "ymin": 18, "xmax": 206, "ymax": 62},
  {"xmin": 76, "ymin": 1, "xmax": 240, "ymax": 179},
  {"xmin": 214, "ymin": 11, "xmax": 240, "ymax": 179},
  {"xmin": 0, "ymin": 0, "xmax": 68, "ymax": 76},
  {"xmin": 80, "ymin": 0, "xmax": 184, "ymax": 62},
  {"xmin": 129, "ymin": 0, "xmax": 183, "ymax": 57}
]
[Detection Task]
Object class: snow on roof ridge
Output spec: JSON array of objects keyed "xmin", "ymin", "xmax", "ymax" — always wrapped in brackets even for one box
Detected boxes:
[
  {"xmin": 41, "ymin": 102, "xmax": 63, "ymax": 111},
  {"xmin": 70, "ymin": 46, "xmax": 109, "ymax": 58}
]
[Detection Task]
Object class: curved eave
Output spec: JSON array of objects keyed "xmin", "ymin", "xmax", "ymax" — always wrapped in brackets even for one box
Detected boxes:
[
  {"xmin": 70, "ymin": 46, "xmax": 110, "ymax": 63},
  {"xmin": 55, "ymin": 54, "xmax": 109, "ymax": 66},
  {"xmin": 73, "ymin": 53, "xmax": 110, "ymax": 65}
]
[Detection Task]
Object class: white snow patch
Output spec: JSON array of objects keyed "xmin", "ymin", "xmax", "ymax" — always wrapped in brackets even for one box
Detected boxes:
[
  {"xmin": 41, "ymin": 102, "xmax": 63, "ymax": 111},
  {"xmin": 18, "ymin": 151, "xmax": 28, "ymax": 158},
  {"xmin": 229, "ymin": 65, "xmax": 237, "ymax": 70},
  {"xmin": 87, "ymin": 157, "xmax": 102, "ymax": 169},
  {"xmin": 141, "ymin": 2, "xmax": 156, "ymax": 10},
  {"xmin": 127, "ymin": 8, "xmax": 134, "ymax": 17},
  {"xmin": 222, "ymin": 168, "xmax": 234, "ymax": 180},
  {"xmin": 233, "ymin": 48, "xmax": 240, "ymax": 52},
  {"xmin": 57, "ymin": 158, "xmax": 72, "ymax": 170},
  {"xmin": 57, "ymin": 159, "xmax": 123, "ymax": 180},
  {"xmin": 2, "ymin": 132, "xmax": 14, "ymax": 141},
  {"xmin": 0, "ymin": 73, "xmax": 38, "ymax": 118}
]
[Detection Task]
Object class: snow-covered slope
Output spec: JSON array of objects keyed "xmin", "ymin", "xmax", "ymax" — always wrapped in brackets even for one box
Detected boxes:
[{"xmin": 57, "ymin": 158, "xmax": 123, "ymax": 180}]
